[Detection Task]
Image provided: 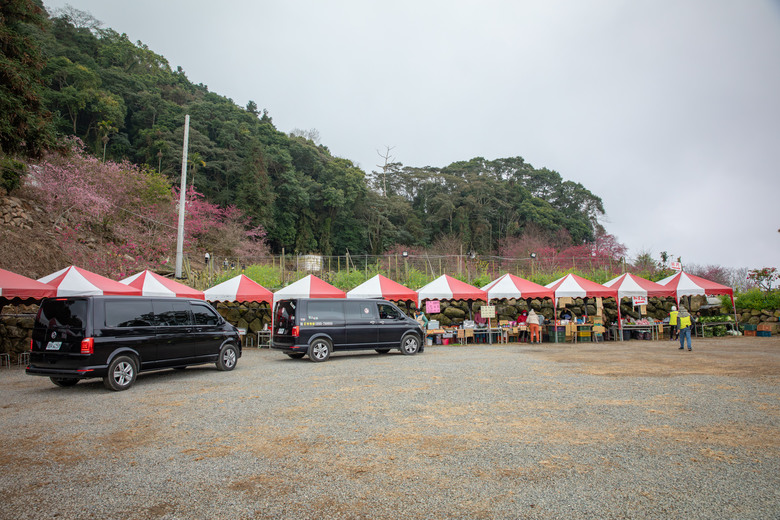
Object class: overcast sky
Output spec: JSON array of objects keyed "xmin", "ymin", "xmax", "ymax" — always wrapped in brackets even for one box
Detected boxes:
[{"xmin": 43, "ymin": 0, "xmax": 780, "ymax": 271}]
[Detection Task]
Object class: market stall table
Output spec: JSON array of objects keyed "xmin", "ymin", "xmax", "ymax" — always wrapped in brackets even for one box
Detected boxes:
[
  {"xmin": 612, "ymin": 324, "xmax": 660, "ymax": 341},
  {"xmin": 473, "ymin": 328, "xmax": 502, "ymax": 344},
  {"xmin": 694, "ymin": 321, "xmax": 738, "ymax": 338},
  {"xmin": 256, "ymin": 330, "xmax": 271, "ymax": 348}
]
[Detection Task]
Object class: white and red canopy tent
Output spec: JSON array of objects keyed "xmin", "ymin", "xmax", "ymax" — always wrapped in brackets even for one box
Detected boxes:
[
  {"xmin": 603, "ymin": 273, "xmax": 676, "ymax": 299},
  {"xmin": 204, "ymin": 274, "xmax": 273, "ymax": 303},
  {"xmin": 545, "ymin": 273, "xmax": 617, "ymax": 301},
  {"xmin": 481, "ymin": 273, "xmax": 554, "ymax": 301},
  {"xmin": 656, "ymin": 271, "xmax": 734, "ymax": 302},
  {"xmin": 604, "ymin": 273, "xmax": 675, "ymax": 337},
  {"xmin": 273, "ymin": 274, "xmax": 346, "ymax": 304},
  {"xmin": 346, "ymin": 274, "xmax": 417, "ymax": 302},
  {"xmin": 545, "ymin": 274, "xmax": 617, "ymax": 341},
  {"xmin": 38, "ymin": 266, "xmax": 142, "ymax": 297},
  {"xmin": 657, "ymin": 271, "xmax": 737, "ymax": 321},
  {"xmin": 417, "ymin": 274, "xmax": 487, "ymax": 307},
  {"xmin": 0, "ymin": 268, "xmax": 56, "ymax": 302},
  {"xmin": 120, "ymin": 270, "xmax": 204, "ymax": 299}
]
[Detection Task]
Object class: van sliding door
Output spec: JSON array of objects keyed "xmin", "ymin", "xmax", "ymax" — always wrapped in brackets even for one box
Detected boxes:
[
  {"xmin": 345, "ymin": 301, "xmax": 378, "ymax": 348},
  {"xmin": 152, "ymin": 299, "xmax": 195, "ymax": 365}
]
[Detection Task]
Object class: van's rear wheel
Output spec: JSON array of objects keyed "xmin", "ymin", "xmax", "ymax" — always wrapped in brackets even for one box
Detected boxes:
[
  {"xmin": 103, "ymin": 356, "xmax": 137, "ymax": 391},
  {"xmin": 400, "ymin": 333, "xmax": 420, "ymax": 355},
  {"xmin": 308, "ymin": 339, "xmax": 331, "ymax": 362},
  {"xmin": 50, "ymin": 377, "xmax": 79, "ymax": 387}
]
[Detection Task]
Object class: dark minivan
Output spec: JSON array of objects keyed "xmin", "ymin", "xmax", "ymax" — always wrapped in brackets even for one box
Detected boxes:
[
  {"xmin": 27, "ymin": 296, "xmax": 242, "ymax": 391},
  {"xmin": 271, "ymin": 298, "xmax": 424, "ymax": 362}
]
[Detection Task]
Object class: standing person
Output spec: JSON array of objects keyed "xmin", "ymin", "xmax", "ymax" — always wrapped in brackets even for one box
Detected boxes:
[
  {"xmin": 668, "ymin": 305, "xmax": 678, "ymax": 341},
  {"xmin": 414, "ymin": 309, "xmax": 428, "ymax": 330},
  {"xmin": 677, "ymin": 306, "xmax": 693, "ymax": 351},
  {"xmin": 527, "ymin": 309, "xmax": 541, "ymax": 344},
  {"xmin": 517, "ymin": 310, "xmax": 528, "ymax": 325}
]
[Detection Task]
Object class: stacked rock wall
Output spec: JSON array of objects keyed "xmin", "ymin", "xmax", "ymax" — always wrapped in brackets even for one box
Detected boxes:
[
  {"xmin": 212, "ymin": 301, "xmax": 273, "ymax": 333},
  {"xmin": 0, "ymin": 305, "xmax": 37, "ymax": 363},
  {"xmin": 1, "ymin": 194, "xmax": 34, "ymax": 230}
]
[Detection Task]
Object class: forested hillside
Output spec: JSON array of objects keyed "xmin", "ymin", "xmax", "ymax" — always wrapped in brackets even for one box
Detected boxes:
[{"xmin": 3, "ymin": 0, "xmax": 605, "ymax": 259}]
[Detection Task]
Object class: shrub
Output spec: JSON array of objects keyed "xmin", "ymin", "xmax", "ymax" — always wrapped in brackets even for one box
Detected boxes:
[
  {"xmin": 0, "ymin": 156, "xmax": 25, "ymax": 193},
  {"xmin": 734, "ymin": 289, "xmax": 780, "ymax": 311}
]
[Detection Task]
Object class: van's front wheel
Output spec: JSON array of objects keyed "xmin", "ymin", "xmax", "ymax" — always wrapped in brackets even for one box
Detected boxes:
[
  {"xmin": 400, "ymin": 333, "xmax": 421, "ymax": 355},
  {"xmin": 308, "ymin": 339, "xmax": 331, "ymax": 362},
  {"xmin": 217, "ymin": 344, "xmax": 238, "ymax": 371}
]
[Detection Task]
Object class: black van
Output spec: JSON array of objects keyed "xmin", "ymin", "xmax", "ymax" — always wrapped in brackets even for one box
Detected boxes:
[
  {"xmin": 271, "ymin": 298, "xmax": 424, "ymax": 362},
  {"xmin": 26, "ymin": 296, "xmax": 242, "ymax": 391}
]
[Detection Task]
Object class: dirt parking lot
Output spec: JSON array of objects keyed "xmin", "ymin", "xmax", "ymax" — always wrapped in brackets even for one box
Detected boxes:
[{"xmin": 1, "ymin": 336, "xmax": 778, "ymax": 519}]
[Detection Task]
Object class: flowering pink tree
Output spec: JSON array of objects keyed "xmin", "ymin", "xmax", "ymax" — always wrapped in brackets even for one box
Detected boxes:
[
  {"xmin": 27, "ymin": 139, "xmax": 266, "ymax": 278},
  {"xmin": 747, "ymin": 267, "xmax": 778, "ymax": 292}
]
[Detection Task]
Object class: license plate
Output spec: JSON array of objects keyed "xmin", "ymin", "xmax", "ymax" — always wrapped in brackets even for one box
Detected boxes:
[
  {"xmin": 46, "ymin": 341, "xmax": 62, "ymax": 350},
  {"xmin": 277, "ymin": 328, "xmax": 285, "ymax": 334}
]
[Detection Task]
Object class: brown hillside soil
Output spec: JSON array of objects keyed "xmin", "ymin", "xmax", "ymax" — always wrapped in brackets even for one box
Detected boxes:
[{"xmin": 0, "ymin": 190, "xmax": 106, "ymax": 278}]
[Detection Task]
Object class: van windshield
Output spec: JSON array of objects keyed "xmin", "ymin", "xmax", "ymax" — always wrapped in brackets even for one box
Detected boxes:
[{"xmin": 37, "ymin": 299, "xmax": 87, "ymax": 330}]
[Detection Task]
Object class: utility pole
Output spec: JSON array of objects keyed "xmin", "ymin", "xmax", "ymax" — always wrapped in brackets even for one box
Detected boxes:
[{"xmin": 175, "ymin": 114, "xmax": 190, "ymax": 279}]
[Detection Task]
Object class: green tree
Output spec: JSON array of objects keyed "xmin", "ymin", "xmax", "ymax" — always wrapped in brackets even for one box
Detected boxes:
[{"xmin": 0, "ymin": 0, "xmax": 54, "ymax": 157}]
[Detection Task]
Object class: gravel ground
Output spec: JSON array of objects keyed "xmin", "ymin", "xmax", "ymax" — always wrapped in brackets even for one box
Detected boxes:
[{"xmin": 1, "ymin": 337, "xmax": 779, "ymax": 520}]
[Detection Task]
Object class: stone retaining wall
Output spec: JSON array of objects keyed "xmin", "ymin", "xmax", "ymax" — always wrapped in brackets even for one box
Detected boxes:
[{"xmin": 0, "ymin": 194, "xmax": 34, "ymax": 230}]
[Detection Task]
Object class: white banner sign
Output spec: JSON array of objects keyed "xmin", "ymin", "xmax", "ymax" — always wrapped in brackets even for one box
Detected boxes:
[
  {"xmin": 480, "ymin": 305, "xmax": 496, "ymax": 318},
  {"xmin": 632, "ymin": 296, "xmax": 647, "ymax": 306},
  {"xmin": 670, "ymin": 261, "xmax": 682, "ymax": 271}
]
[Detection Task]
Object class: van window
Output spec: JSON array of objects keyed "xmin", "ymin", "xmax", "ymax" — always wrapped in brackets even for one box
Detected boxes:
[
  {"xmin": 346, "ymin": 301, "xmax": 376, "ymax": 321},
  {"xmin": 37, "ymin": 299, "xmax": 87, "ymax": 329},
  {"xmin": 276, "ymin": 301, "xmax": 296, "ymax": 329},
  {"xmin": 192, "ymin": 303, "xmax": 220, "ymax": 326},
  {"xmin": 153, "ymin": 300, "xmax": 192, "ymax": 327},
  {"xmin": 378, "ymin": 303, "xmax": 401, "ymax": 320},
  {"xmin": 105, "ymin": 300, "xmax": 154, "ymax": 328},
  {"xmin": 306, "ymin": 301, "xmax": 344, "ymax": 321}
]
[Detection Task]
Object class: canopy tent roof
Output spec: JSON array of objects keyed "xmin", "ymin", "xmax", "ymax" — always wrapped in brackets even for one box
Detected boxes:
[
  {"xmin": 417, "ymin": 274, "xmax": 487, "ymax": 306},
  {"xmin": 346, "ymin": 274, "xmax": 417, "ymax": 301},
  {"xmin": 38, "ymin": 266, "xmax": 142, "ymax": 297},
  {"xmin": 0, "ymin": 268, "xmax": 56, "ymax": 301},
  {"xmin": 545, "ymin": 273, "xmax": 617, "ymax": 300},
  {"xmin": 120, "ymin": 270, "xmax": 204, "ymax": 299},
  {"xmin": 656, "ymin": 271, "xmax": 734, "ymax": 301},
  {"xmin": 481, "ymin": 273, "xmax": 554, "ymax": 301},
  {"xmin": 204, "ymin": 274, "xmax": 273, "ymax": 303},
  {"xmin": 273, "ymin": 274, "xmax": 345, "ymax": 303},
  {"xmin": 603, "ymin": 273, "xmax": 676, "ymax": 299}
]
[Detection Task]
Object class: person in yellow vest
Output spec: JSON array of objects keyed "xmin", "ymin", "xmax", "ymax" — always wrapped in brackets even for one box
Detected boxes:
[
  {"xmin": 677, "ymin": 306, "xmax": 693, "ymax": 351},
  {"xmin": 669, "ymin": 305, "xmax": 679, "ymax": 341}
]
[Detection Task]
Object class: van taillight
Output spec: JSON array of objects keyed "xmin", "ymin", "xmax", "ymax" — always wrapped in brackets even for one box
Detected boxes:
[
  {"xmin": 81, "ymin": 337, "xmax": 94, "ymax": 354},
  {"xmin": 292, "ymin": 326, "xmax": 300, "ymax": 337},
  {"xmin": 30, "ymin": 338, "xmax": 33, "ymax": 351}
]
